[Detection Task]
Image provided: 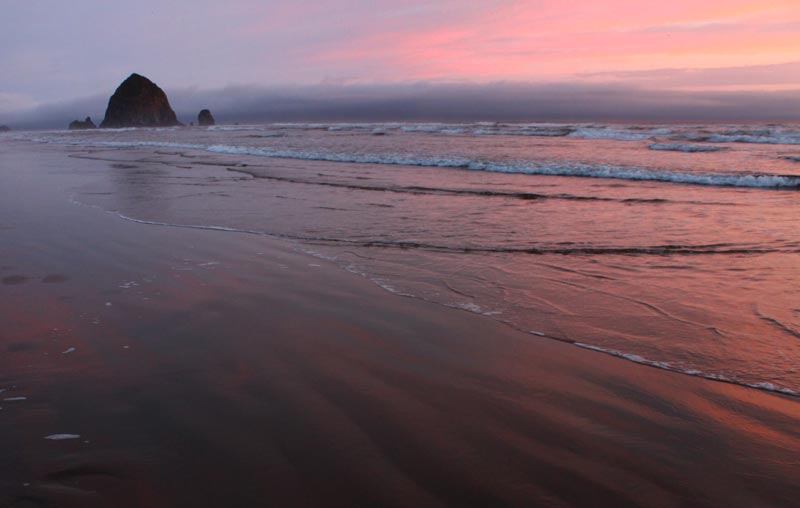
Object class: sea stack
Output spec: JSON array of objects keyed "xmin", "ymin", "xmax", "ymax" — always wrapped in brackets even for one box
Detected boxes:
[
  {"xmin": 0, "ymin": 125, "xmax": 10, "ymax": 132},
  {"xmin": 68, "ymin": 116, "xmax": 97, "ymax": 130},
  {"xmin": 100, "ymin": 73, "xmax": 180, "ymax": 128},
  {"xmin": 197, "ymin": 109, "xmax": 215, "ymax": 126}
]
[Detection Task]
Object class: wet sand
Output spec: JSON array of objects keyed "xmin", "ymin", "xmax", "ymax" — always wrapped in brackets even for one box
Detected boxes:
[{"xmin": 1, "ymin": 141, "xmax": 799, "ymax": 507}]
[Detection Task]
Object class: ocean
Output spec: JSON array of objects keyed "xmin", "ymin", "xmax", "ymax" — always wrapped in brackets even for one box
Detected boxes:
[{"xmin": 10, "ymin": 121, "xmax": 800, "ymax": 396}]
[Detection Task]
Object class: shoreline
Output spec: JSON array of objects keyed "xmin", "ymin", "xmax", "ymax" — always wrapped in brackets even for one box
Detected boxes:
[
  {"xmin": 1, "ymin": 141, "xmax": 799, "ymax": 507},
  {"xmin": 66, "ymin": 141, "xmax": 800, "ymax": 399}
]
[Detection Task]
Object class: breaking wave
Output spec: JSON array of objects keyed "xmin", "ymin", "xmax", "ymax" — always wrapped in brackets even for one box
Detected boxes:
[
  {"xmin": 649, "ymin": 143, "xmax": 728, "ymax": 153},
  {"xmin": 26, "ymin": 137, "xmax": 800, "ymax": 189},
  {"xmin": 574, "ymin": 343, "xmax": 799, "ymax": 397}
]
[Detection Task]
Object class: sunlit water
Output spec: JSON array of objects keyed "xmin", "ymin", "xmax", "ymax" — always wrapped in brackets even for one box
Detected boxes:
[{"xmin": 11, "ymin": 122, "xmax": 800, "ymax": 395}]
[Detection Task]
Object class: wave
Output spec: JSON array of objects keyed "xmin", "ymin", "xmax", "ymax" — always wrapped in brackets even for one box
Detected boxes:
[
  {"xmin": 400, "ymin": 124, "xmax": 452, "ymax": 133},
  {"xmin": 263, "ymin": 122, "xmax": 800, "ymax": 146},
  {"xmin": 25, "ymin": 137, "xmax": 800, "ymax": 189},
  {"xmin": 473, "ymin": 128, "xmax": 573, "ymax": 137},
  {"xmin": 568, "ymin": 127, "xmax": 671, "ymax": 141},
  {"xmin": 88, "ymin": 204, "xmax": 800, "ymax": 399},
  {"xmin": 225, "ymin": 167, "xmax": 708, "ymax": 204},
  {"xmin": 114, "ymin": 212, "xmax": 798, "ymax": 256},
  {"xmin": 245, "ymin": 132, "xmax": 286, "ymax": 138},
  {"xmin": 674, "ymin": 128, "xmax": 800, "ymax": 145},
  {"xmin": 291, "ymin": 239, "xmax": 792, "ymax": 256},
  {"xmin": 649, "ymin": 143, "xmax": 728, "ymax": 153},
  {"xmin": 178, "ymin": 145, "xmax": 800, "ymax": 189},
  {"xmin": 705, "ymin": 134, "xmax": 800, "ymax": 145},
  {"xmin": 254, "ymin": 122, "xmax": 661, "ymax": 141},
  {"xmin": 98, "ymin": 194, "xmax": 784, "ymax": 257},
  {"xmin": 574, "ymin": 343, "xmax": 799, "ymax": 397},
  {"xmin": 206, "ymin": 125, "xmax": 260, "ymax": 131},
  {"xmin": 35, "ymin": 120, "xmax": 800, "ymax": 146}
]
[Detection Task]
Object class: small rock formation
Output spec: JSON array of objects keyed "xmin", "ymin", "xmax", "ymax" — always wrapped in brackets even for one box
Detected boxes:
[
  {"xmin": 197, "ymin": 109, "xmax": 215, "ymax": 126},
  {"xmin": 0, "ymin": 125, "xmax": 10, "ymax": 132},
  {"xmin": 100, "ymin": 73, "xmax": 180, "ymax": 128},
  {"xmin": 68, "ymin": 116, "xmax": 97, "ymax": 130}
]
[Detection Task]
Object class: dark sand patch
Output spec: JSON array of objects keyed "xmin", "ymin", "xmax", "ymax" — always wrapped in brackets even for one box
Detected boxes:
[
  {"xmin": 41, "ymin": 274, "xmax": 68, "ymax": 284},
  {"xmin": 2, "ymin": 275, "xmax": 29, "ymax": 285},
  {"xmin": 7, "ymin": 342, "xmax": 37, "ymax": 353}
]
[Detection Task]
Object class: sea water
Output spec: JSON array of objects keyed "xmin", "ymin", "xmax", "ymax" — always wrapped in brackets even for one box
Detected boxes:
[{"xmin": 10, "ymin": 121, "xmax": 800, "ymax": 395}]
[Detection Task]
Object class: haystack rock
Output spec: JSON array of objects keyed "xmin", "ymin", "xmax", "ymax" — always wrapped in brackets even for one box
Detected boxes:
[
  {"xmin": 197, "ymin": 109, "xmax": 215, "ymax": 126},
  {"xmin": 68, "ymin": 116, "xmax": 96, "ymax": 130},
  {"xmin": 100, "ymin": 73, "xmax": 180, "ymax": 128},
  {"xmin": 0, "ymin": 125, "xmax": 10, "ymax": 132}
]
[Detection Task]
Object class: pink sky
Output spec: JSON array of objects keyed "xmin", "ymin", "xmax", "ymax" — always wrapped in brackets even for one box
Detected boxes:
[
  {"xmin": 2, "ymin": 0, "xmax": 800, "ymax": 112},
  {"xmin": 295, "ymin": 0, "xmax": 800, "ymax": 87}
]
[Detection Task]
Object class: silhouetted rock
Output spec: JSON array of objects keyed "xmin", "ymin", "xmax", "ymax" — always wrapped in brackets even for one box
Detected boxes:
[
  {"xmin": 0, "ymin": 125, "xmax": 10, "ymax": 132},
  {"xmin": 68, "ymin": 116, "xmax": 97, "ymax": 130},
  {"xmin": 100, "ymin": 73, "xmax": 180, "ymax": 128},
  {"xmin": 198, "ymin": 109, "xmax": 215, "ymax": 126}
]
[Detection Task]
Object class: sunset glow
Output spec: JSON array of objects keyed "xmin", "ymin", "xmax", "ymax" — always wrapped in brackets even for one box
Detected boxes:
[
  {"xmin": 4, "ymin": 2, "xmax": 800, "ymax": 506},
  {"xmin": 2, "ymin": 0, "xmax": 800, "ymax": 116},
  {"xmin": 295, "ymin": 0, "xmax": 800, "ymax": 86}
]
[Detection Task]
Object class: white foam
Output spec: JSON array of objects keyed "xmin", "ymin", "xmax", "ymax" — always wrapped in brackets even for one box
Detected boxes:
[
  {"xmin": 649, "ymin": 143, "xmax": 728, "ymax": 153},
  {"xmin": 574, "ymin": 343, "xmax": 800, "ymax": 397},
  {"xmin": 206, "ymin": 125, "xmax": 259, "ymax": 131},
  {"xmin": 705, "ymin": 133, "xmax": 800, "ymax": 145},
  {"xmin": 248, "ymin": 132, "xmax": 285, "ymax": 137},
  {"xmin": 3, "ymin": 397, "xmax": 27, "ymax": 401},
  {"xmin": 448, "ymin": 302, "xmax": 484, "ymax": 313},
  {"xmin": 61, "ymin": 347, "xmax": 76, "ymax": 354},
  {"xmin": 473, "ymin": 161, "xmax": 800, "ymax": 188},
  {"xmin": 473, "ymin": 128, "xmax": 570, "ymax": 137},
  {"xmin": 23, "ymin": 133, "xmax": 800, "ymax": 190},
  {"xmin": 400, "ymin": 124, "xmax": 450, "ymax": 133},
  {"xmin": 568, "ymin": 127, "xmax": 670, "ymax": 141},
  {"xmin": 44, "ymin": 434, "xmax": 81, "ymax": 440},
  {"xmin": 108, "ymin": 140, "xmax": 800, "ymax": 188}
]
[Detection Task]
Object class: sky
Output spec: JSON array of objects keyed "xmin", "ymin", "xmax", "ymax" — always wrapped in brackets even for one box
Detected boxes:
[{"xmin": 2, "ymin": 0, "xmax": 800, "ymax": 125}]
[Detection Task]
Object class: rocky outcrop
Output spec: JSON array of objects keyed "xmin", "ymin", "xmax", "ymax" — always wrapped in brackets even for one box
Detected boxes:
[
  {"xmin": 100, "ymin": 73, "xmax": 180, "ymax": 128},
  {"xmin": 197, "ymin": 109, "xmax": 215, "ymax": 126},
  {"xmin": 0, "ymin": 125, "xmax": 10, "ymax": 132},
  {"xmin": 68, "ymin": 116, "xmax": 96, "ymax": 130}
]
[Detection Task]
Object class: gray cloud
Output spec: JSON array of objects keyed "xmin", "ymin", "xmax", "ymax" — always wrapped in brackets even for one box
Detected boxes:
[
  {"xmin": 4, "ymin": 81, "xmax": 800, "ymax": 129},
  {"xmin": 579, "ymin": 61, "xmax": 800, "ymax": 88}
]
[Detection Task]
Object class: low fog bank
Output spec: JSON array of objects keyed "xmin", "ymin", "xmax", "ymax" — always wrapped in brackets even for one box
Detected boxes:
[{"xmin": 4, "ymin": 82, "xmax": 800, "ymax": 130}]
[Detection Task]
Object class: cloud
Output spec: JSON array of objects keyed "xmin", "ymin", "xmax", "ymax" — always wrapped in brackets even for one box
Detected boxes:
[
  {"xmin": 4, "ymin": 81, "xmax": 800, "ymax": 129},
  {"xmin": 3, "ymin": 1, "xmax": 800, "ymax": 105},
  {"xmin": 0, "ymin": 92, "xmax": 39, "ymax": 114},
  {"xmin": 579, "ymin": 60, "xmax": 800, "ymax": 89},
  {"xmin": 2, "ymin": 94, "xmax": 108, "ymax": 129}
]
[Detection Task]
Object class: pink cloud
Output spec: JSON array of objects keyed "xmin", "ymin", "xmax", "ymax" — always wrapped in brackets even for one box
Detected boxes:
[{"xmin": 292, "ymin": 0, "xmax": 800, "ymax": 87}]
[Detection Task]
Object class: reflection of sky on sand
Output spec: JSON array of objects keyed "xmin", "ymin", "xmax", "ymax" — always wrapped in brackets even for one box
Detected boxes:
[
  {"xmin": 1, "ymin": 142, "xmax": 800, "ymax": 506},
  {"xmin": 55, "ymin": 126, "xmax": 800, "ymax": 396}
]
